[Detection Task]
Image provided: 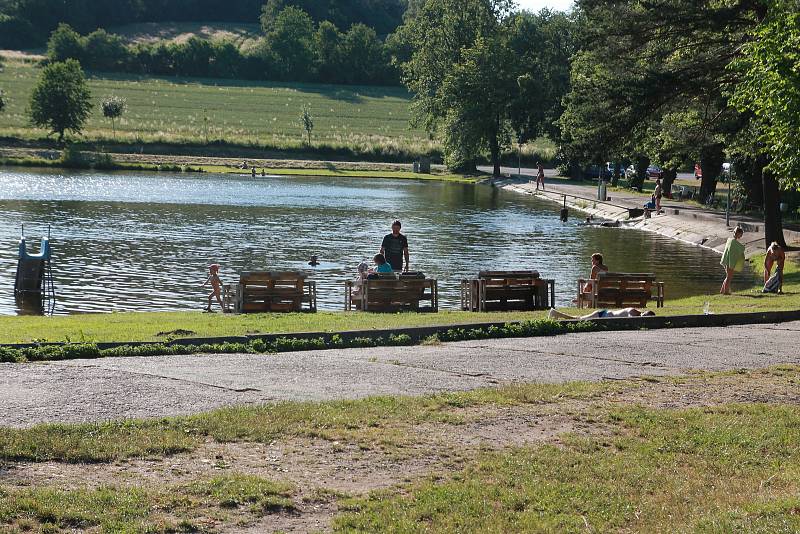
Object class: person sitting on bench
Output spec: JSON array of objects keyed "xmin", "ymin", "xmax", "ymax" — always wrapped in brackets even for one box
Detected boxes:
[{"xmin": 549, "ymin": 307, "xmax": 655, "ymax": 320}]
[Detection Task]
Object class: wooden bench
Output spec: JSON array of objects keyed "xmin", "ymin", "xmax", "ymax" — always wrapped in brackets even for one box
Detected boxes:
[
  {"xmin": 345, "ymin": 274, "xmax": 438, "ymax": 312},
  {"xmin": 576, "ymin": 272, "xmax": 664, "ymax": 309},
  {"xmin": 461, "ymin": 270, "xmax": 555, "ymax": 312},
  {"xmin": 228, "ymin": 271, "xmax": 317, "ymax": 313}
]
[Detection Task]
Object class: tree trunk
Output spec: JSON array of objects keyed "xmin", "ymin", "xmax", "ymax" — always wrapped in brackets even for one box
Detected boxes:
[
  {"xmin": 700, "ymin": 143, "xmax": 724, "ymax": 202},
  {"xmin": 490, "ymin": 120, "xmax": 501, "ymax": 179},
  {"xmin": 631, "ymin": 155, "xmax": 649, "ymax": 191},
  {"xmin": 762, "ymin": 168, "xmax": 787, "ymax": 249},
  {"xmin": 662, "ymin": 168, "xmax": 677, "ymax": 198}
]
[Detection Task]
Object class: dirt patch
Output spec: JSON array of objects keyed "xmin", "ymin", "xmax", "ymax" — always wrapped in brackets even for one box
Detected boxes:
[
  {"xmin": 155, "ymin": 328, "xmax": 197, "ymax": 337},
  {"xmin": 2, "ymin": 369, "xmax": 799, "ymax": 532}
]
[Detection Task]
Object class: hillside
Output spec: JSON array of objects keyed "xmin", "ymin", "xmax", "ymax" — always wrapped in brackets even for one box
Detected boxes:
[
  {"xmin": 108, "ymin": 22, "xmax": 263, "ymax": 52},
  {"xmin": 0, "ymin": 57, "xmax": 431, "ymax": 158}
]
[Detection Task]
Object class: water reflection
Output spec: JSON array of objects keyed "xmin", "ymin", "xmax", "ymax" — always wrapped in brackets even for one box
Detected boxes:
[{"xmin": 0, "ymin": 169, "xmax": 734, "ymax": 315}]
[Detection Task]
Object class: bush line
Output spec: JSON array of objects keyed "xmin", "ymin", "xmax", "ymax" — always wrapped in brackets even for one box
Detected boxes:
[{"xmin": 0, "ymin": 320, "xmax": 600, "ymax": 364}]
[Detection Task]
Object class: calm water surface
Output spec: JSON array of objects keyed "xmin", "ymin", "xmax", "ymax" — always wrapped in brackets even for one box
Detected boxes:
[{"xmin": 0, "ymin": 169, "xmax": 733, "ymax": 314}]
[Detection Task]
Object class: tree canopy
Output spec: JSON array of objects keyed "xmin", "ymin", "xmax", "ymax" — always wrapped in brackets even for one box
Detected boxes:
[
  {"xmin": 29, "ymin": 59, "xmax": 92, "ymax": 142},
  {"xmin": 399, "ymin": 0, "xmax": 576, "ymax": 176}
]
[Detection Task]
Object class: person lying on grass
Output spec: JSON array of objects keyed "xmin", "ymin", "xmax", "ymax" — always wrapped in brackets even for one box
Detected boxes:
[{"xmin": 549, "ymin": 307, "xmax": 655, "ymax": 320}]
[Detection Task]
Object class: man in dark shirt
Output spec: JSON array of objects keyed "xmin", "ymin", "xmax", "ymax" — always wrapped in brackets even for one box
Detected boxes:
[{"xmin": 380, "ymin": 220, "xmax": 409, "ymax": 272}]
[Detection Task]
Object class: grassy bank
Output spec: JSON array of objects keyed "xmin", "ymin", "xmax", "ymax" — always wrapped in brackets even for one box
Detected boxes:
[
  {"xmin": 0, "ymin": 311, "xmax": 543, "ymax": 345},
  {"xmin": 1, "ymin": 367, "xmax": 798, "ymax": 531}
]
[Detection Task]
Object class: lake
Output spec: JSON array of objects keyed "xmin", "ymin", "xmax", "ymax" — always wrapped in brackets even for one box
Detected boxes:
[{"xmin": 0, "ymin": 169, "xmax": 731, "ymax": 315}]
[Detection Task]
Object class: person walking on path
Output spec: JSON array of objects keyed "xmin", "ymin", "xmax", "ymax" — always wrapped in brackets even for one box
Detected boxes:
[
  {"xmin": 720, "ymin": 226, "xmax": 745, "ymax": 295},
  {"xmin": 380, "ymin": 220, "xmax": 409, "ymax": 273},
  {"xmin": 654, "ymin": 178, "xmax": 663, "ymax": 213},
  {"xmin": 536, "ymin": 162, "xmax": 545, "ymax": 191}
]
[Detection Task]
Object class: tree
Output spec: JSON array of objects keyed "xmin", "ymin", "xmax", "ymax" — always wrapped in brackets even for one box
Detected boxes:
[
  {"xmin": 29, "ymin": 59, "xmax": 92, "ymax": 143},
  {"xmin": 101, "ymin": 95, "xmax": 126, "ymax": 139},
  {"xmin": 300, "ymin": 105, "xmax": 313, "ymax": 144},
  {"xmin": 561, "ymin": 0, "xmax": 785, "ymax": 248},
  {"xmin": 732, "ymin": 1, "xmax": 800, "ymax": 246},
  {"xmin": 399, "ymin": 0, "xmax": 515, "ymax": 174},
  {"xmin": 46, "ymin": 23, "xmax": 85, "ymax": 63},
  {"xmin": 439, "ymin": 36, "xmax": 517, "ymax": 176},
  {"xmin": 315, "ymin": 20, "xmax": 343, "ymax": 82},
  {"xmin": 264, "ymin": 6, "xmax": 316, "ymax": 81}
]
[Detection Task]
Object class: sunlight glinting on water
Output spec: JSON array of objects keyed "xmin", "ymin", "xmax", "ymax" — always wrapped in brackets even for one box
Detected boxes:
[{"xmin": 0, "ymin": 169, "xmax": 733, "ymax": 315}]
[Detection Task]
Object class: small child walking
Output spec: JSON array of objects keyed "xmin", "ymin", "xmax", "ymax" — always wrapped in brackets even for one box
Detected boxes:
[{"xmin": 202, "ymin": 264, "xmax": 224, "ymax": 312}]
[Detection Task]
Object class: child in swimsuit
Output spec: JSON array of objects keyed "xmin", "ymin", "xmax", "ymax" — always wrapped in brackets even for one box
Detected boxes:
[{"xmin": 202, "ymin": 264, "xmax": 224, "ymax": 312}]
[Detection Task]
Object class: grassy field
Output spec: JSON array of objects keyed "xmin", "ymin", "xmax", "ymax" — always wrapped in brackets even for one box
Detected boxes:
[
  {"xmin": 0, "ymin": 57, "xmax": 557, "ymax": 162},
  {"xmin": 1, "ymin": 367, "xmax": 798, "ymax": 531},
  {"xmin": 0, "ymin": 58, "xmax": 430, "ymax": 154}
]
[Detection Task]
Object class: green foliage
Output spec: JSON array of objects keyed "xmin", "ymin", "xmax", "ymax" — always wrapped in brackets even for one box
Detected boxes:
[
  {"xmin": 29, "ymin": 59, "xmax": 92, "ymax": 142},
  {"xmin": 399, "ymin": 1, "xmax": 574, "ymax": 174},
  {"xmin": 44, "ymin": 20, "xmax": 400, "ymax": 86},
  {"xmin": 0, "ymin": 89, "xmax": 5, "ymax": 113},
  {"xmin": 0, "ymin": 319, "xmax": 597, "ymax": 363},
  {"xmin": 262, "ymin": 6, "xmax": 317, "ymax": 81},
  {"xmin": 732, "ymin": 0, "xmax": 800, "ymax": 188}
]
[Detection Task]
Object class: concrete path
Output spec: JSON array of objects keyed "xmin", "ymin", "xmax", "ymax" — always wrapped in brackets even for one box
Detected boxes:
[
  {"xmin": 498, "ymin": 177, "xmax": 800, "ymax": 258},
  {"xmin": 3, "ymin": 322, "xmax": 800, "ymax": 427}
]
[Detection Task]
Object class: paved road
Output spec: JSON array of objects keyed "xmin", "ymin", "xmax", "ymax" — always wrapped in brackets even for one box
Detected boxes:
[
  {"xmin": 6, "ymin": 322, "xmax": 800, "ymax": 426},
  {"xmin": 3, "ymin": 322, "xmax": 800, "ymax": 427}
]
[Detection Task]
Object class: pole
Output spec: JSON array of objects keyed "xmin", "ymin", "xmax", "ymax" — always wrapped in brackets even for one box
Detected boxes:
[
  {"xmin": 726, "ymin": 166, "xmax": 731, "ymax": 227},
  {"xmin": 518, "ymin": 141, "xmax": 521, "ymax": 177}
]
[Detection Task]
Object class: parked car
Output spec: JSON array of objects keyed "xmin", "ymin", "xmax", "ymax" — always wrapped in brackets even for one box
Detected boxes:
[
  {"xmin": 646, "ymin": 165, "xmax": 664, "ymax": 179},
  {"xmin": 582, "ymin": 164, "xmax": 612, "ymax": 181}
]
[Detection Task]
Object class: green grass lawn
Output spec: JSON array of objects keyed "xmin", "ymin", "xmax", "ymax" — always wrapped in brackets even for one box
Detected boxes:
[
  {"xmin": 1, "ymin": 368, "xmax": 798, "ymax": 531},
  {"xmin": 335, "ymin": 401, "xmax": 800, "ymax": 532}
]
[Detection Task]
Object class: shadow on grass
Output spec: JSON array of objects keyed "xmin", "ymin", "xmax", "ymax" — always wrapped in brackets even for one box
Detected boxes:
[{"xmin": 86, "ymin": 71, "xmax": 409, "ymax": 103}]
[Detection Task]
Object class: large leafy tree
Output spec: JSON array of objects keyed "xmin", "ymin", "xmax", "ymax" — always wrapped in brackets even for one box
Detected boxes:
[
  {"xmin": 400, "ymin": 0, "xmax": 514, "ymax": 137},
  {"xmin": 439, "ymin": 35, "xmax": 517, "ymax": 175},
  {"xmin": 731, "ymin": 0, "xmax": 800, "ymax": 247},
  {"xmin": 263, "ymin": 6, "xmax": 316, "ymax": 81},
  {"xmin": 733, "ymin": 1, "xmax": 800, "ymax": 185},
  {"xmin": 561, "ymin": 0, "xmax": 788, "ymax": 248},
  {"xmin": 400, "ymin": 0, "xmax": 574, "ymax": 177},
  {"xmin": 29, "ymin": 59, "xmax": 92, "ymax": 143}
]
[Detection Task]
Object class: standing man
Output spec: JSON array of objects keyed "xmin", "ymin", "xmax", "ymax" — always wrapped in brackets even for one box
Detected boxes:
[
  {"xmin": 536, "ymin": 162, "xmax": 545, "ymax": 191},
  {"xmin": 654, "ymin": 178, "xmax": 663, "ymax": 213},
  {"xmin": 380, "ymin": 220, "xmax": 409, "ymax": 273}
]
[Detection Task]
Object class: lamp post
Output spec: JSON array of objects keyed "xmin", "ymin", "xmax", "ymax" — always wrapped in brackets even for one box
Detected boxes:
[{"xmin": 724, "ymin": 163, "xmax": 732, "ymax": 227}]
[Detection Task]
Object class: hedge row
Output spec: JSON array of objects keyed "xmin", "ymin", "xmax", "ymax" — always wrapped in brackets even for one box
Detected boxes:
[{"xmin": 0, "ymin": 319, "xmax": 601, "ymax": 363}]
